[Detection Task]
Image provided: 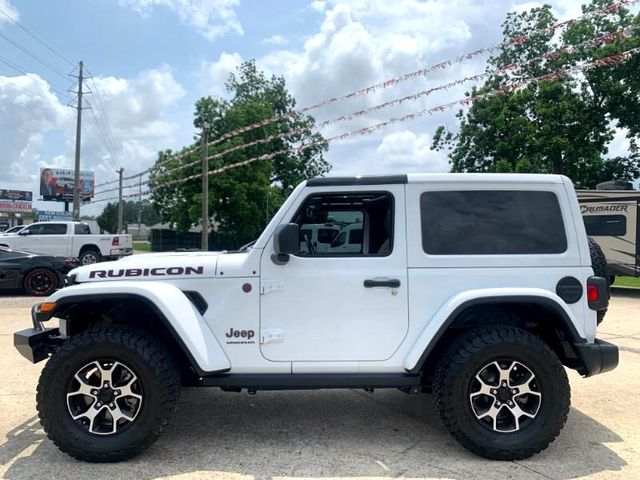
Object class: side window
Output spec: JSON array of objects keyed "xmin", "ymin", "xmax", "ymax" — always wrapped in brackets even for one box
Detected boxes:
[
  {"xmin": 22, "ymin": 224, "xmax": 43, "ymax": 235},
  {"xmin": 583, "ymin": 215, "xmax": 626, "ymax": 237},
  {"xmin": 75, "ymin": 223, "xmax": 91, "ymax": 235},
  {"xmin": 420, "ymin": 190, "xmax": 567, "ymax": 255},
  {"xmin": 40, "ymin": 224, "xmax": 68, "ymax": 235},
  {"xmin": 294, "ymin": 192, "xmax": 393, "ymax": 256}
]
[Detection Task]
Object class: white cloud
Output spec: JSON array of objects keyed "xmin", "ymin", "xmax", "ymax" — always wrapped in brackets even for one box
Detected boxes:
[
  {"xmin": 376, "ymin": 131, "xmax": 448, "ymax": 171},
  {"xmin": 117, "ymin": 0, "xmax": 242, "ymax": 40},
  {"xmin": 263, "ymin": 34, "xmax": 288, "ymax": 46},
  {"xmin": 0, "ymin": 67, "xmax": 186, "ymax": 214},
  {"xmin": 0, "ymin": 0, "xmax": 19, "ymax": 23},
  {"xmin": 0, "ymin": 75, "xmax": 70, "ymax": 186},
  {"xmin": 310, "ymin": 0, "xmax": 326, "ymax": 12},
  {"xmin": 200, "ymin": 51, "xmax": 243, "ymax": 96}
]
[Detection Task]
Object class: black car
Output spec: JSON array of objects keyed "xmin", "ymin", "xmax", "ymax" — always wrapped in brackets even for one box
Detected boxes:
[{"xmin": 0, "ymin": 247, "xmax": 77, "ymax": 296}]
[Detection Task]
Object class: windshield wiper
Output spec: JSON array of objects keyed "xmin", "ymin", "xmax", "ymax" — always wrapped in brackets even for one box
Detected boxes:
[{"xmin": 237, "ymin": 240, "xmax": 257, "ymax": 252}]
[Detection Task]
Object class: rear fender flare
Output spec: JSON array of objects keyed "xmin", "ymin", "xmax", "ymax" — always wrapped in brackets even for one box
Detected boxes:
[
  {"xmin": 48, "ymin": 281, "xmax": 230, "ymax": 375},
  {"xmin": 404, "ymin": 288, "xmax": 584, "ymax": 373}
]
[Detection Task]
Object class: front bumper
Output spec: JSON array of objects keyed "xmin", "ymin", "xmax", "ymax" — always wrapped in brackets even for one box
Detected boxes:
[
  {"xmin": 574, "ymin": 338, "xmax": 619, "ymax": 377},
  {"xmin": 14, "ymin": 327, "xmax": 62, "ymax": 363}
]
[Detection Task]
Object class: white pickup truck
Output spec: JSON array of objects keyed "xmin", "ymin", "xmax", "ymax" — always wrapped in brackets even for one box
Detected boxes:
[{"xmin": 0, "ymin": 221, "xmax": 132, "ymax": 265}]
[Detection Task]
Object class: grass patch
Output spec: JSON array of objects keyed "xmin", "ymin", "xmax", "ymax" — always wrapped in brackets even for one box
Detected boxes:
[
  {"xmin": 614, "ymin": 276, "xmax": 640, "ymax": 288},
  {"xmin": 133, "ymin": 241, "xmax": 151, "ymax": 252}
]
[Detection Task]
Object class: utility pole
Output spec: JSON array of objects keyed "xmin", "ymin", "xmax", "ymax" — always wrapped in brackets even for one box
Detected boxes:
[
  {"xmin": 72, "ymin": 60, "xmax": 84, "ymax": 221},
  {"xmin": 117, "ymin": 168, "xmax": 124, "ymax": 233},
  {"xmin": 137, "ymin": 179, "xmax": 142, "ymax": 240},
  {"xmin": 201, "ymin": 122, "xmax": 210, "ymax": 251}
]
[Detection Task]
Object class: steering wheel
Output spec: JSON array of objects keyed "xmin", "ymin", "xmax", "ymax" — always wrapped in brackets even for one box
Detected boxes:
[{"xmin": 304, "ymin": 232, "xmax": 316, "ymax": 256}]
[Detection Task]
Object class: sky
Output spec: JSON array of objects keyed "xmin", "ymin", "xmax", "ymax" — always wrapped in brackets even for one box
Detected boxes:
[{"xmin": 0, "ymin": 0, "xmax": 635, "ymax": 216}]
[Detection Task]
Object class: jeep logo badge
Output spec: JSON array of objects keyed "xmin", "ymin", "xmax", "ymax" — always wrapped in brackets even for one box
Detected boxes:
[{"xmin": 225, "ymin": 328, "xmax": 255, "ymax": 344}]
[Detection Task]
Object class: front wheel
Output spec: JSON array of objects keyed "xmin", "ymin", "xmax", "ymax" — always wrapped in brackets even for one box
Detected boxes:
[
  {"xmin": 37, "ymin": 326, "xmax": 181, "ymax": 462},
  {"xmin": 434, "ymin": 325, "xmax": 570, "ymax": 460}
]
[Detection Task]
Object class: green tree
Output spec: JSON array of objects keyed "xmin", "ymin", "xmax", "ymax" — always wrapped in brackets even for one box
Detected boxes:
[
  {"xmin": 432, "ymin": 1, "xmax": 640, "ymax": 188},
  {"xmin": 96, "ymin": 200, "xmax": 160, "ymax": 233},
  {"xmin": 150, "ymin": 61, "xmax": 330, "ymax": 245}
]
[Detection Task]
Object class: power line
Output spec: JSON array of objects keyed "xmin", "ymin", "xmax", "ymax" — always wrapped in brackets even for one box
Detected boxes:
[
  {"xmin": 0, "ymin": 6, "xmax": 75, "ymax": 67},
  {"xmin": 86, "ymin": 105, "xmax": 122, "ymax": 171},
  {"xmin": 0, "ymin": 30, "xmax": 69, "ymax": 81},
  {"xmin": 0, "ymin": 54, "xmax": 68, "ymax": 96},
  {"xmin": 85, "ymin": 72, "xmax": 123, "ymax": 168}
]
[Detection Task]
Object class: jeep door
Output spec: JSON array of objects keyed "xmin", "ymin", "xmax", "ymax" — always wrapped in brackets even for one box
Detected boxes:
[{"xmin": 259, "ymin": 185, "xmax": 408, "ymax": 364}]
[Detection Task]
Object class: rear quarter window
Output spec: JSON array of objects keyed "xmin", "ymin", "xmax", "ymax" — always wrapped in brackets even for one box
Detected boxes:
[{"xmin": 420, "ymin": 190, "xmax": 567, "ymax": 255}]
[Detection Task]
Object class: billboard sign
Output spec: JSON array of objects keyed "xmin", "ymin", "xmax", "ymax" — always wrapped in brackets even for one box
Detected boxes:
[
  {"xmin": 37, "ymin": 210, "xmax": 73, "ymax": 222},
  {"xmin": 40, "ymin": 168, "xmax": 94, "ymax": 202},
  {"xmin": 0, "ymin": 189, "xmax": 33, "ymax": 213}
]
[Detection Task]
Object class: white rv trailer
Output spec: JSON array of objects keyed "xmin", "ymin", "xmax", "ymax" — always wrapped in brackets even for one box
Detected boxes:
[{"xmin": 577, "ymin": 188, "xmax": 640, "ymax": 279}]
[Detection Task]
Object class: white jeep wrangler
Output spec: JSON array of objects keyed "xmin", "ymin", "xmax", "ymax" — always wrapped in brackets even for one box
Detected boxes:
[{"xmin": 14, "ymin": 173, "xmax": 617, "ymax": 462}]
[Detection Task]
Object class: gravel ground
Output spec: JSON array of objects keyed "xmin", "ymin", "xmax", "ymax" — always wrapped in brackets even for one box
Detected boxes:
[{"xmin": 0, "ymin": 290, "xmax": 638, "ymax": 480}]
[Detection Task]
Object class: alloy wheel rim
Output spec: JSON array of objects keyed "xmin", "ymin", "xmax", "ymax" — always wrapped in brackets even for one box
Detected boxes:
[
  {"xmin": 66, "ymin": 359, "xmax": 143, "ymax": 435},
  {"xmin": 468, "ymin": 359, "xmax": 542, "ymax": 433},
  {"xmin": 30, "ymin": 272, "xmax": 54, "ymax": 294},
  {"xmin": 81, "ymin": 253, "xmax": 98, "ymax": 265}
]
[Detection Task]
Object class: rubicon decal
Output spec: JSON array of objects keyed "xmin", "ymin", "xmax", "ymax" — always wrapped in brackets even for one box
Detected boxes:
[{"xmin": 89, "ymin": 266, "xmax": 204, "ymax": 278}]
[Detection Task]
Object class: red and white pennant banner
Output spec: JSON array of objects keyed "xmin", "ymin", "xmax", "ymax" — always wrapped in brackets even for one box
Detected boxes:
[
  {"xmin": 198, "ymin": 0, "xmax": 638, "ymax": 150},
  {"xmin": 149, "ymin": 46, "xmax": 640, "ymax": 191},
  {"xmin": 153, "ymin": 26, "xmax": 635, "ymax": 179}
]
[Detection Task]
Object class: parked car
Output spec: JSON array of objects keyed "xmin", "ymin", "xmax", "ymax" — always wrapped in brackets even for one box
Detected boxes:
[
  {"xmin": 0, "ymin": 221, "xmax": 132, "ymax": 265},
  {"xmin": 0, "ymin": 246, "xmax": 77, "ymax": 296},
  {"xmin": 0, "ymin": 225, "xmax": 26, "ymax": 235}
]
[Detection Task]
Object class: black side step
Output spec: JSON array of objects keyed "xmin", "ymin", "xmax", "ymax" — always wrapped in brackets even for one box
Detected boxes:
[{"xmin": 200, "ymin": 373, "xmax": 422, "ymax": 390}]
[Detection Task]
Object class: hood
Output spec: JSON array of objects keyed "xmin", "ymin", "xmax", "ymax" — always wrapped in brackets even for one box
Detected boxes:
[{"xmin": 70, "ymin": 251, "xmax": 221, "ymax": 283}]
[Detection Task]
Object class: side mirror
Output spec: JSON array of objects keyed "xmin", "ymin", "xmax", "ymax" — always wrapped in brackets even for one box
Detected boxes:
[
  {"xmin": 272, "ymin": 223, "xmax": 299, "ymax": 264},
  {"xmin": 18, "ymin": 230, "xmax": 29, "ymax": 236}
]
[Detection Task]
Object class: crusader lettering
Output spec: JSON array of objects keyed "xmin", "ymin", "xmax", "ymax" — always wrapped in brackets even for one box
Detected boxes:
[
  {"xmin": 89, "ymin": 265, "xmax": 204, "ymax": 279},
  {"xmin": 581, "ymin": 204, "xmax": 628, "ymax": 214}
]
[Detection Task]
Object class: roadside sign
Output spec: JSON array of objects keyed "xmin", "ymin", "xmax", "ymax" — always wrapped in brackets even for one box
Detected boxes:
[
  {"xmin": 40, "ymin": 168, "xmax": 94, "ymax": 202},
  {"xmin": 37, "ymin": 210, "xmax": 74, "ymax": 222},
  {"xmin": 0, "ymin": 189, "xmax": 33, "ymax": 213}
]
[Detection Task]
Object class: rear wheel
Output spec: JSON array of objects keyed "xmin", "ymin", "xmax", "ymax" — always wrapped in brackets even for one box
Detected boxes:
[
  {"xmin": 23, "ymin": 268, "xmax": 58, "ymax": 296},
  {"xmin": 79, "ymin": 248, "xmax": 101, "ymax": 265},
  {"xmin": 434, "ymin": 325, "xmax": 570, "ymax": 460},
  {"xmin": 37, "ymin": 326, "xmax": 180, "ymax": 462}
]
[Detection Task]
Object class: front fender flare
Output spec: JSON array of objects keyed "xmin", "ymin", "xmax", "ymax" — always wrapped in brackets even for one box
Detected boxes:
[
  {"xmin": 404, "ymin": 288, "xmax": 584, "ymax": 374},
  {"xmin": 48, "ymin": 281, "xmax": 230, "ymax": 375}
]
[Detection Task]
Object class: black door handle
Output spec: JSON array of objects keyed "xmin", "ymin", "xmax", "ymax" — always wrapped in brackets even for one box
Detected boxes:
[{"xmin": 364, "ymin": 278, "xmax": 401, "ymax": 288}]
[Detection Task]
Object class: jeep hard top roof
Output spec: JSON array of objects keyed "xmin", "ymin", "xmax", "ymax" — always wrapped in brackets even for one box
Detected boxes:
[{"xmin": 307, "ymin": 173, "xmax": 566, "ymax": 187}]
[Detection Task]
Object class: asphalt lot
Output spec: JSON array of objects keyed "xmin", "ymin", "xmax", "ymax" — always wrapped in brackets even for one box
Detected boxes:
[{"xmin": 0, "ymin": 291, "xmax": 638, "ymax": 480}]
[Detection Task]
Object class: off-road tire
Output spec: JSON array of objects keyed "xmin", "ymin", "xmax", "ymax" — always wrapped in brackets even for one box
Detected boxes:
[
  {"xmin": 79, "ymin": 248, "xmax": 101, "ymax": 265},
  {"xmin": 588, "ymin": 237, "xmax": 609, "ymax": 325},
  {"xmin": 37, "ymin": 325, "xmax": 180, "ymax": 462},
  {"xmin": 434, "ymin": 325, "xmax": 570, "ymax": 460},
  {"xmin": 23, "ymin": 268, "xmax": 58, "ymax": 296}
]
